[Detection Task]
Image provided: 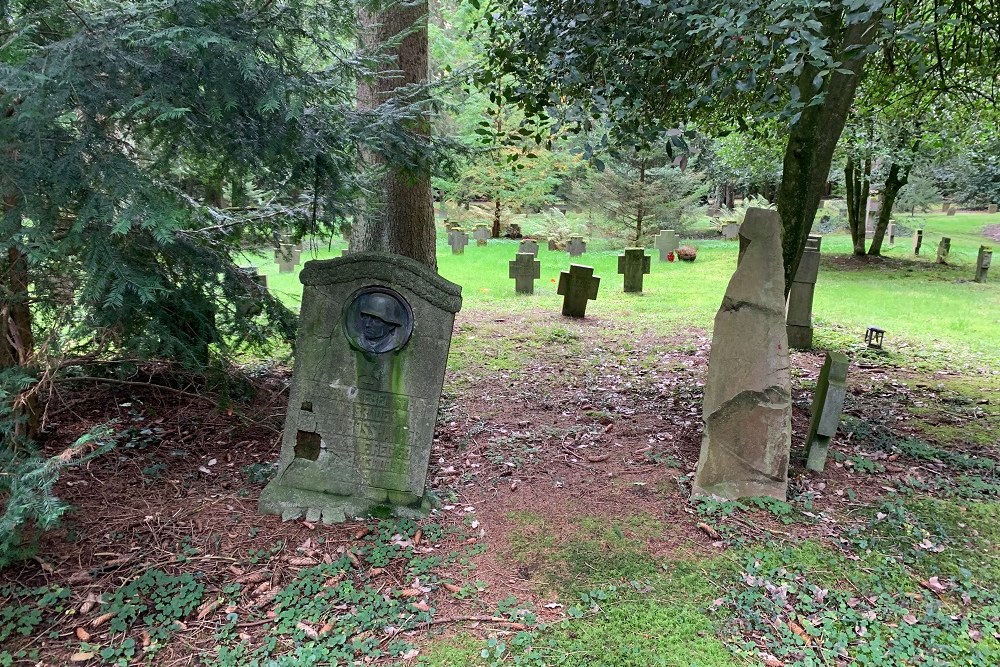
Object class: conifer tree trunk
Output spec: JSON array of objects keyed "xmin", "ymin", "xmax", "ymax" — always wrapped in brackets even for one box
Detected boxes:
[{"xmin": 354, "ymin": 1, "xmax": 437, "ymax": 270}]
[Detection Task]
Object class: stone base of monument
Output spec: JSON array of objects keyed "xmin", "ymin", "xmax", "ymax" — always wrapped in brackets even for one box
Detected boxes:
[
  {"xmin": 786, "ymin": 324, "xmax": 813, "ymax": 350},
  {"xmin": 259, "ymin": 252, "xmax": 462, "ymax": 523}
]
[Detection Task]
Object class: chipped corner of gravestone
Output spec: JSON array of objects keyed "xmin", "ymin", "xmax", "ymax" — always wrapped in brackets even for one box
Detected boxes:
[
  {"xmin": 693, "ymin": 207, "xmax": 791, "ymax": 501},
  {"xmin": 260, "ymin": 252, "xmax": 462, "ymax": 523}
]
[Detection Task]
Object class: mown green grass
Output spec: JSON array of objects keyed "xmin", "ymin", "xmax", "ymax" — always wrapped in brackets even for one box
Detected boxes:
[{"xmin": 243, "ymin": 209, "xmax": 1000, "ymax": 368}]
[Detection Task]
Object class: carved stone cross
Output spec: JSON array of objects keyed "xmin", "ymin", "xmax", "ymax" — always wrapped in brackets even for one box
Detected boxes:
[
  {"xmin": 617, "ymin": 248, "xmax": 651, "ymax": 293},
  {"xmin": 508, "ymin": 252, "xmax": 541, "ymax": 294},
  {"xmin": 557, "ymin": 264, "xmax": 600, "ymax": 317}
]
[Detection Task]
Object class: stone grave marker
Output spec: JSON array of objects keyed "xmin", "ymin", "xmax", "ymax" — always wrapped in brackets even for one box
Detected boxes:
[
  {"xmin": 654, "ymin": 229, "xmax": 679, "ymax": 261},
  {"xmin": 473, "ymin": 225, "xmax": 490, "ymax": 247},
  {"xmin": 276, "ymin": 243, "xmax": 302, "ymax": 273},
  {"xmin": 692, "ymin": 208, "xmax": 791, "ymax": 501},
  {"xmin": 947, "ymin": 204, "xmax": 957, "ymax": 216},
  {"xmin": 864, "ymin": 196, "xmax": 881, "ymax": 234},
  {"xmin": 240, "ymin": 265, "xmax": 268, "ymax": 288},
  {"xmin": 259, "ymin": 252, "xmax": 463, "ymax": 522},
  {"xmin": 721, "ymin": 223, "xmax": 740, "ymax": 240},
  {"xmin": 786, "ymin": 234, "xmax": 821, "ymax": 349},
  {"xmin": 804, "ymin": 351, "xmax": 849, "ymax": 473},
  {"xmin": 888, "ymin": 221, "xmax": 896, "ymax": 245},
  {"xmin": 617, "ymin": 248, "xmax": 651, "ymax": 293},
  {"xmin": 557, "ymin": 264, "xmax": 600, "ymax": 317},
  {"xmin": 566, "ymin": 236, "xmax": 587, "ymax": 257},
  {"xmin": 989, "ymin": 203, "xmax": 998, "ymax": 214},
  {"xmin": 913, "ymin": 229, "xmax": 923, "ymax": 256},
  {"xmin": 936, "ymin": 237, "xmax": 951, "ymax": 264},
  {"xmin": 547, "ymin": 239, "xmax": 558, "ymax": 251},
  {"xmin": 449, "ymin": 230, "xmax": 469, "ymax": 255},
  {"xmin": 508, "ymin": 252, "xmax": 541, "ymax": 295},
  {"xmin": 976, "ymin": 245, "xmax": 992, "ymax": 283},
  {"xmin": 518, "ymin": 239, "xmax": 539, "ymax": 256}
]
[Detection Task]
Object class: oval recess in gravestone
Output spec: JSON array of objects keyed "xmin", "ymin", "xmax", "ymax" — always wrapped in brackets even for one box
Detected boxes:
[{"xmin": 259, "ymin": 252, "xmax": 462, "ymax": 523}]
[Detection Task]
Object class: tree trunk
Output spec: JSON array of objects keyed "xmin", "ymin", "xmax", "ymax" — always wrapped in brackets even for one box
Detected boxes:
[
  {"xmin": 776, "ymin": 13, "xmax": 879, "ymax": 293},
  {"xmin": 868, "ymin": 161, "xmax": 911, "ymax": 256},
  {"xmin": 492, "ymin": 199, "xmax": 502, "ymax": 238},
  {"xmin": 1, "ymin": 207, "xmax": 40, "ymax": 444},
  {"xmin": 634, "ymin": 158, "xmax": 646, "ymax": 245},
  {"xmin": 353, "ymin": 2, "xmax": 436, "ymax": 270},
  {"xmin": 845, "ymin": 154, "xmax": 871, "ymax": 256}
]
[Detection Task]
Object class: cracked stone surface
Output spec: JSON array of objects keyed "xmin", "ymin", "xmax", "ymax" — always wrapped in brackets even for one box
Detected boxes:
[{"xmin": 692, "ymin": 208, "xmax": 791, "ymax": 500}]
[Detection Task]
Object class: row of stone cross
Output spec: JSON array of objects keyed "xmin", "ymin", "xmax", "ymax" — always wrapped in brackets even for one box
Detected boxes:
[
  {"xmin": 507, "ymin": 230, "xmax": 682, "ymax": 318},
  {"xmin": 912, "ymin": 230, "xmax": 992, "ymax": 282}
]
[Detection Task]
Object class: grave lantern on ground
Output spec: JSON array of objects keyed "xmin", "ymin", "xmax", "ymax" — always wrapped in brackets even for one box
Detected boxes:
[{"xmin": 865, "ymin": 326, "xmax": 885, "ymax": 349}]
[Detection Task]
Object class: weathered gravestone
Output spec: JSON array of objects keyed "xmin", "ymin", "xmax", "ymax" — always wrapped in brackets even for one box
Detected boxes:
[
  {"xmin": 617, "ymin": 248, "xmax": 651, "ymax": 293},
  {"xmin": 804, "ymin": 352, "xmax": 849, "ymax": 473},
  {"xmin": 989, "ymin": 204, "xmax": 998, "ymax": 214},
  {"xmin": 518, "ymin": 239, "xmax": 539, "ymax": 256},
  {"xmin": 936, "ymin": 237, "xmax": 951, "ymax": 264},
  {"xmin": 508, "ymin": 252, "xmax": 541, "ymax": 294},
  {"xmin": 557, "ymin": 264, "xmax": 600, "ymax": 317},
  {"xmin": 692, "ymin": 208, "xmax": 791, "ymax": 501},
  {"xmin": 259, "ymin": 252, "xmax": 463, "ymax": 522},
  {"xmin": 786, "ymin": 234, "xmax": 821, "ymax": 350},
  {"xmin": 865, "ymin": 196, "xmax": 881, "ymax": 234},
  {"xmin": 473, "ymin": 225, "xmax": 490, "ymax": 247},
  {"xmin": 276, "ymin": 244, "xmax": 302, "ymax": 273},
  {"xmin": 449, "ymin": 230, "xmax": 469, "ymax": 255},
  {"xmin": 888, "ymin": 221, "xmax": 896, "ymax": 245},
  {"xmin": 721, "ymin": 223, "xmax": 740, "ymax": 240},
  {"xmin": 913, "ymin": 229, "xmax": 923, "ymax": 256},
  {"xmin": 654, "ymin": 229, "xmax": 680, "ymax": 261},
  {"xmin": 976, "ymin": 245, "xmax": 992, "ymax": 283},
  {"xmin": 239, "ymin": 265, "xmax": 268, "ymax": 288},
  {"xmin": 566, "ymin": 236, "xmax": 587, "ymax": 257},
  {"xmin": 947, "ymin": 204, "xmax": 957, "ymax": 216}
]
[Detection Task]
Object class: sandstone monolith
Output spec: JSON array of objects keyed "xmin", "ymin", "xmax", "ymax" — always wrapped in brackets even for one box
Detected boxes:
[{"xmin": 692, "ymin": 208, "xmax": 791, "ymax": 500}]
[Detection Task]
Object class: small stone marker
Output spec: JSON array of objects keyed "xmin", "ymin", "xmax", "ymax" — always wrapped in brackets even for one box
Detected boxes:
[
  {"xmin": 786, "ymin": 234, "xmax": 821, "ymax": 349},
  {"xmin": 692, "ymin": 208, "xmax": 791, "ymax": 501},
  {"xmin": 259, "ymin": 252, "xmax": 463, "ymax": 522},
  {"xmin": 947, "ymin": 204, "xmax": 957, "ymax": 216},
  {"xmin": 566, "ymin": 236, "xmax": 587, "ymax": 257},
  {"xmin": 804, "ymin": 352, "xmax": 850, "ymax": 473},
  {"xmin": 518, "ymin": 239, "xmax": 539, "ymax": 256},
  {"xmin": 721, "ymin": 223, "xmax": 740, "ymax": 240},
  {"xmin": 936, "ymin": 237, "xmax": 951, "ymax": 264},
  {"xmin": 653, "ymin": 229, "xmax": 680, "ymax": 261},
  {"xmin": 989, "ymin": 203, "xmax": 998, "ymax": 214},
  {"xmin": 449, "ymin": 230, "xmax": 469, "ymax": 255},
  {"xmin": 557, "ymin": 264, "xmax": 600, "ymax": 317},
  {"xmin": 508, "ymin": 253, "xmax": 541, "ymax": 294},
  {"xmin": 888, "ymin": 220, "xmax": 896, "ymax": 245},
  {"xmin": 913, "ymin": 229, "xmax": 923, "ymax": 256},
  {"xmin": 976, "ymin": 245, "xmax": 992, "ymax": 283},
  {"xmin": 473, "ymin": 225, "xmax": 490, "ymax": 247},
  {"xmin": 617, "ymin": 248, "xmax": 651, "ymax": 293},
  {"xmin": 276, "ymin": 243, "xmax": 302, "ymax": 273}
]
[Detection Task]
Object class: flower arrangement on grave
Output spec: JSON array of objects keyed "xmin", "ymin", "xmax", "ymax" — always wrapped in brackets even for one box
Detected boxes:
[{"xmin": 676, "ymin": 245, "xmax": 697, "ymax": 262}]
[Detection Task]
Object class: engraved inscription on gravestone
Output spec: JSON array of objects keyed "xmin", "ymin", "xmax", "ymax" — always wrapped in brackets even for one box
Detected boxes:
[{"xmin": 260, "ymin": 253, "xmax": 462, "ymax": 523}]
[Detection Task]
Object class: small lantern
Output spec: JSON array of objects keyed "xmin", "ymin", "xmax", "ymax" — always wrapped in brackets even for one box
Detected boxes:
[
  {"xmin": 667, "ymin": 251, "xmax": 675, "ymax": 262},
  {"xmin": 865, "ymin": 326, "xmax": 885, "ymax": 349}
]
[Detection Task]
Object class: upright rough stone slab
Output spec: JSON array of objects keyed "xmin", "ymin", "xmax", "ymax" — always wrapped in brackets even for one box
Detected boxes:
[
  {"xmin": 259, "ymin": 253, "xmax": 462, "ymax": 522},
  {"xmin": 947, "ymin": 205, "xmax": 957, "ymax": 216},
  {"xmin": 721, "ymin": 223, "xmax": 740, "ymax": 240},
  {"xmin": 989, "ymin": 204, "xmax": 998, "ymax": 214},
  {"xmin": 913, "ymin": 229, "xmax": 923, "ymax": 256},
  {"xmin": 566, "ymin": 236, "xmax": 587, "ymax": 257},
  {"xmin": 473, "ymin": 225, "xmax": 490, "ymax": 247},
  {"xmin": 865, "ymin": 196, "xmax": 881, "ymax": 234},
  {"xmin": 617, "ymin": 248, "xmax": 651, "ymax": 293},
  {"xmin": 805, "ymin": 352, "xmax": 849, "ymax": 473},
  {"xmin": 654, "ymin": 230, "xmax": 679, "ymax": 261},
  {"xmin": 509, "ymin": 253, "xmax": 541, "ymax": 294},
  {"xmin": 786, "ymin": 235, "xmax": 821, "ymax": 349},
  {"xmin": 976, "ymin": 245, "xmax": 992, "ymax": 283},
  {"xmin": 936, "ymin": 237, "xmax": 951, "ymax": 264},
  {"xmin": 518, "ymin": 239, "xmax": 539, "ymax": 256},
  {"xmin": 692, "ymin": 208, "xmax": 791, "ymax": 500},
  {"xmin": 557, "ymin": 264, "xmax": 600, "ymax": 317},
  {"xmin": 449, "ymin": 230, "xmax": 469, "ymax": 255},
  {"xmin": 888, "ymin": 221, "xmax": 896, "ymax": 245}
]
